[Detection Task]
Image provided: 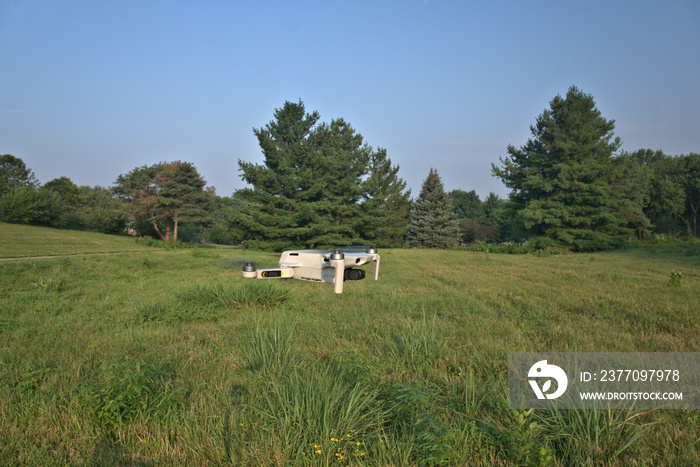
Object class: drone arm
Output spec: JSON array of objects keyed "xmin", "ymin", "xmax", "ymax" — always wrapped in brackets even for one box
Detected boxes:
[{"xmin": 241, "ymin": 262, "xmax": 295, "ymax": 279}]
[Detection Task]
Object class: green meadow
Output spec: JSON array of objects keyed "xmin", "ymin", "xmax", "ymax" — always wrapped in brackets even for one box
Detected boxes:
[
  {"xmin": 0, "ymin": 223, "xmax": 151, "ymax": 258},
  {"xmin": 0, "ymin": 225, "xmax": 698, "ymax": 465}
]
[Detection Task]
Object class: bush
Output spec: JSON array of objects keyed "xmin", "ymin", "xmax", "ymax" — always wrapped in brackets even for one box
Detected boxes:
[
  {"xmin": 0, "ymin": 187, "xmax": 63, "ymax": 226},
  {"xmin": 87, "ymin": 206, "xmax": 126, "ymax": 234}
]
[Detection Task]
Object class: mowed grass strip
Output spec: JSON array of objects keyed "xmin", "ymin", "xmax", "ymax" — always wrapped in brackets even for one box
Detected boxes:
[{"xmin": 0, "ymin": 223, "xmax": 151, "ymax": 258}]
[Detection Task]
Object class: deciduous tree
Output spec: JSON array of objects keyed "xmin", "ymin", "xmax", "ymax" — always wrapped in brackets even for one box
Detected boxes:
[
  {"xmin": 43, "ymin": 176, "xmax": 87, "ymax": 211},
  {"xmin": 680, "ymin": 153, "xmax": 700, "ymax": 237},
  {"xmin": 0, "ymin": 155, "xmax": 38, "ymax": 196}
]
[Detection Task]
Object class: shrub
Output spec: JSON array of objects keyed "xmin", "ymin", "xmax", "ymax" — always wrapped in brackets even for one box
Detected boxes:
[{"xmin": 0, "ymin": 187, "xmax": 63, "ymax": 226}]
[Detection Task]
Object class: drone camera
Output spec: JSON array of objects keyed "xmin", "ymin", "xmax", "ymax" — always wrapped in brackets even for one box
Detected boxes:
[{"xmin": 344, "ymin": 268, "xmax": 365, "ymax": 281}]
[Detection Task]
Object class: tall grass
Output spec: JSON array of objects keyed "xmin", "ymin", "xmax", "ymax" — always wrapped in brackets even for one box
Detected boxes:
[
  {"xmin": 534, "ymin": 406, "xmax": 655, "ymax": 464},
  {"xmin": 180, "ymin": 281, "xmax": 289, "ymax": 310}
]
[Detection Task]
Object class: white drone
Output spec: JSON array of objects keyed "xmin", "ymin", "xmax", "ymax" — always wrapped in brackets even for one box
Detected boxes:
[{"xmin": 242, "ymin": 247, "xmax": 380, "ymax": 294}]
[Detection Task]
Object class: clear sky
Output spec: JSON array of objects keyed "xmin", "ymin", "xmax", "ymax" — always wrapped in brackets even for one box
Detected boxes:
[{"xmin": 2, "ymin": 0, "xmax": 699, "ymax": 199}]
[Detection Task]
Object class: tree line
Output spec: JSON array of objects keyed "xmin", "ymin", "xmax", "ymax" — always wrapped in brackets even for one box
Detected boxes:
[{"xmin": 1, "ymin": 88, "xmax": 698, "ymax": 251}]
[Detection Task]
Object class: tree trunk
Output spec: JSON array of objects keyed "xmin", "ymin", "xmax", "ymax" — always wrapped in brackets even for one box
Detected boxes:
[
  {"xmin": 152, "ymin": 219, "xmax": 167, "ymax": 242},
  {"xmin": 173, "ymin": 215, "xmax": 179, "ymax": 244}
]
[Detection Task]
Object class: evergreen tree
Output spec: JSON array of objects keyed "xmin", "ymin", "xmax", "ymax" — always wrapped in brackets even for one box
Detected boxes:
[
  {"xmin": 359, "ymin": 148, "xmax": 411, "ymax": 246},
  {"xmin": 114, "ymin": 161, "xmax": 213, "ymax": 242},
  {"xmin": 407, "ymin": 168, "xmax": 459, "ymax": 248},
  {"xmin": 492, "ymin": 86, "xmax": 639, "ymax": 251},
  {"xmin": 114, "ymin": 164, "xmax": 160, "ymax": 236},
  {"xmin": 157, "ymin": 161, "xmax": 214, "ymax": 243},
  {"xmin": 237, "ymin": 100, "xmax": 382, "ymax": 250},
  {"xmin": 237, "ymin": 101, "xmax": 322, "ymax": 250},
  {"xmin": 306, "ymin": 118, "xmax": 371, "ymax": 246}
]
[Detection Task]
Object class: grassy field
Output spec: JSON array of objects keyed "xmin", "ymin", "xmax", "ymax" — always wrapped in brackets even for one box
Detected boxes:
[
  {"xmin": 0, "ymin": 223, "xmax": 151, "ymax": 258},
  {"xmin": 0, "ymin": 225, "xmax": 698, "ymax": 465}
]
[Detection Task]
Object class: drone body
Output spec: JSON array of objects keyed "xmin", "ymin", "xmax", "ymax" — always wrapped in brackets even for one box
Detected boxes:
[{"xmin": 242, "ymin": 247, "xmax": 380, "ymax": 294}]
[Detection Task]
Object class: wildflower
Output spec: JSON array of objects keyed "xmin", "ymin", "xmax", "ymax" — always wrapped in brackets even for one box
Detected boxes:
[
  {"xmin": 315, "ymin": 449, "xmax": 322, "ymax": 455},
  {"xmin": 331, "ymin": 437, "xmax": 339, "ymax": 442}
]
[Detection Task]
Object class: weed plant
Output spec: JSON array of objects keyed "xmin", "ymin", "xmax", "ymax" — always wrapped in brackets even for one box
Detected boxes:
[{"xmin": 79, "ymin": 358, "xmax": 187, "ymax": 433}]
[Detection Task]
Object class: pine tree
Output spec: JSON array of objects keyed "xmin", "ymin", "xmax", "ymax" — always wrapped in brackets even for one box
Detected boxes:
[
  {"xmin": 114, "ymin": 161, "xmax": 213, "ymax": 242},
  {"xmin": 306, "ymin": 118, "xmax": 371, "ymax": 246},
  {"xmin": 236, "ymin": 101, "xmax": 322, "ymax": 250},
  {"xmin": 407, "ymin": 168, "xmax": 459, "ymax": 248},
  {"xmin": 492, "ymin": 86, "xmax": 639, "ymax": 251},
  {"xmin": 157, "ymin": 161, "xmax": 214, "ymax": 243},
  {"xmin": 237, "ymin": 101, "xmax": 375, "ymax": 250},
  {"xmin": 359, "ymin": 148, "xmax": 411, "ymax": 246}
]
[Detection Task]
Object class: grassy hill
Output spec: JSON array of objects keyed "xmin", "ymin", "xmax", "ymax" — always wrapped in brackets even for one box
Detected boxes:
[
  {"xmin": 0, "ymin": 227, "xmax": 698, "ymax": 465},
  {"xmin": 0, "ymin": 223, "xmax": 151, "ymax": 258}
]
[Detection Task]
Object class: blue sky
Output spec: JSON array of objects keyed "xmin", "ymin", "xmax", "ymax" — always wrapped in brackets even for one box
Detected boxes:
[{"xmin": 2, "ymin": 1, "xmax": 699, "ymax": 199}]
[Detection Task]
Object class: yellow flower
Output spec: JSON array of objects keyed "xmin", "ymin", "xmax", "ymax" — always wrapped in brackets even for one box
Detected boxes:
[
  {"xmin": 331, "ymin": 437, "xmax": 339, "ymax": 442},
  {"xmin": 314, "ymin": 444, "xmax": 321, "ymax": 449},
  {"xmin": 315, "ymin": 449, "xmax": 322, "ymax": 455}
]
